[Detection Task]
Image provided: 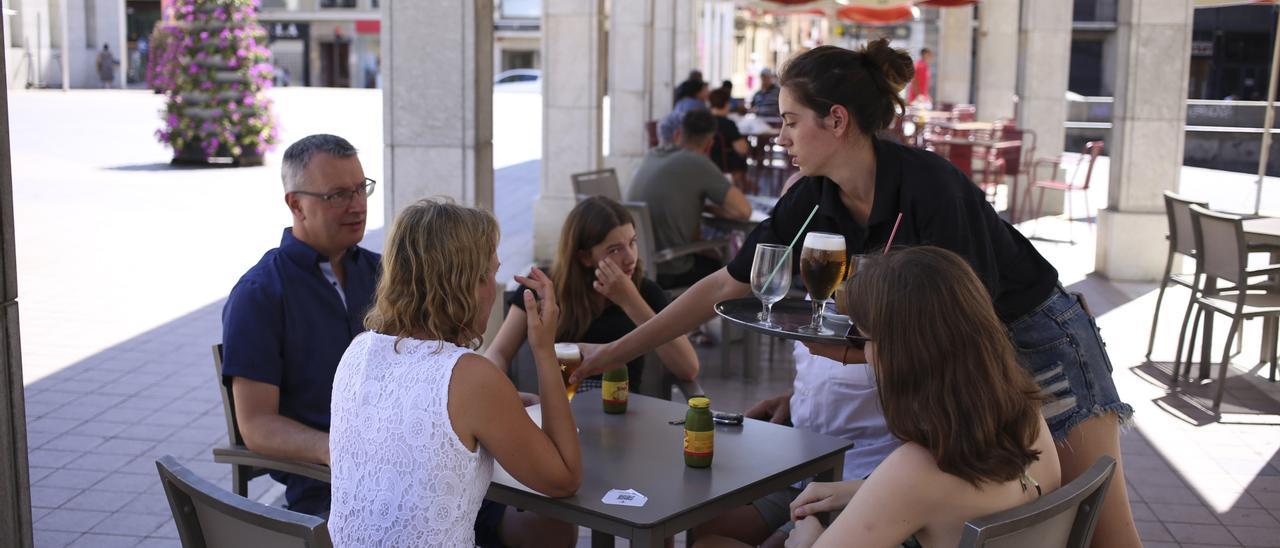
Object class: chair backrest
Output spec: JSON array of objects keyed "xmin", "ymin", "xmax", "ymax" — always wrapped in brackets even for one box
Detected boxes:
[
  {"xmin": 572, "ymin": 168, "xmax": 622, "ymax": 202},
  {"xmin": 1164, "ymin": 191, "xmax": 1209, "ymax": 258},
  {"xmin": 1069, "ymin": 141, "xmax": 1104, "ymax": 190},
  {"xmin": 622, "ymin": 201, "xmax": 660, "ymax": 282},
  {"xmin": 211, "ymin": 344, "xmax": 246, "ymax": 447},
  {"xmin": 1190, "ymin": 204, "xmax": 1249, "ymax": 286},
  {"xmin": 959, "ymin": 456, "xmax": 1116, "ymax": 548},
  {"xmin": 156, "ymin": 455, "xmax": 332, "ymax": 548},
  {"xmin": 645, "ymin": 120, "xmax": 659, "ymax": 149}
]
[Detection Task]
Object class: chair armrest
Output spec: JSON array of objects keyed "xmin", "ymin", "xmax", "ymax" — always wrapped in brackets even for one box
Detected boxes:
[
  {"xmin": 654, "ymin": 240, "xmax": 730, "ymax": 264},
  {"xmin": 213, "ymin": 446, "xmax": 332, "ymax": 484},
  {"xmin": 1029, "ymin": 156, "xmax": 1062, "ymax": 181},
  {"xmin": 1245, "ymin": 264, "xmax": 1280, "ymax": 277}
]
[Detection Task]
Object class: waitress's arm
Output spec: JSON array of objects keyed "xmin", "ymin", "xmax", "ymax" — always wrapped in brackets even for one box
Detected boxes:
[
  {"xmin": 615, "ymin": 297, "xmax": 699, "ymax": 381},
  {"xmin": 570, "ymin": 268, "xmax": 750, "ymax": 383}
]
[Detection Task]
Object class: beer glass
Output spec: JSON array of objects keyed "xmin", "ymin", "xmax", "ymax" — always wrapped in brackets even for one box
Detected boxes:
[
  {"xmin": 799, "ymin": 232, "xmax": 847, "ymax": 335},
  {"xmin": 555, "ymin": 343, "xmax": 582, "ymax": 400},
  {"xmin": 750, "ymin": 244, "xmax": 791, "ymax": 328},
  {"xmin": 833, "ymin": 254, "xmax": 865, "ymax": 316}
]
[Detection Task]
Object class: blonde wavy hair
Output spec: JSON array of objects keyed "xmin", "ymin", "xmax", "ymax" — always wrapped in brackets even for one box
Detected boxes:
[{"xmin": 365, "ymin": 198, "xmax": 499, "ymax": 351}]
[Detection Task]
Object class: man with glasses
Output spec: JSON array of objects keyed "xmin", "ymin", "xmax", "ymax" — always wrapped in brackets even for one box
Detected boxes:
[{"xmin": 221, "ymin": 134, "xmax": 379, "ymax": 517}]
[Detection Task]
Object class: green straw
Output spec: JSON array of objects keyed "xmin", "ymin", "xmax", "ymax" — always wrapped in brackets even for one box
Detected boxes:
[{"xmin": 762, "ymin": 204, "xmax": 820, "ymax": 290}]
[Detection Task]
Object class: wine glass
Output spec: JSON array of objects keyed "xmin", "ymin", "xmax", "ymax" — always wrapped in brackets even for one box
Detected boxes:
[{"xmin": 750, "ymin": 244, "xmax": 791, "ymax": 328}]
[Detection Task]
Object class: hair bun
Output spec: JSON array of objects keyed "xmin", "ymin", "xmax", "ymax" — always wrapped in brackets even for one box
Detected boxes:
[{"xmin": 860, "ymin": 38, "xmax": 914, "ymax": 94}]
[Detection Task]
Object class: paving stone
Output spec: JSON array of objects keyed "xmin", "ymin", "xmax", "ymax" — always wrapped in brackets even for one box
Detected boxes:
[
  {"xmin": 149, "ymin": 519, "xmax": 180, "ymax": 539},
  {"xmin": 1165, "ymin": 522, "xmax": 1242, "ymax": 545},
  {"xmin": 1146, "ymin": 502, "xmax": 1222, "ymax": 525},
  {"xmin": 28, "ymin": 466, "xmax": 57, "ymax": 484},
  {"xmin": 122, "ymin": 491, "xmax": 175, "ymax": 516},
  {"xmin": 95, "ymin": 407, "xmax": 152, "ymax": 425},
  {"xmin": 41, "ymin": 434, "xmax": 105, "ymax": 452},
  {"xmin": 1228, "ymin": 524, "xmax": 1280, "ymax": 547},
  {"xmin": 27, "ymin": 417, "xmax": 85, "ymax": 435},
  {"xmin": 1136, "ymin": 520, "xmax": 1174, "ymax": 542},
  {"xmin": 33, "ymin": 529, "xmax": 81, "ymax": 548},
  {"xmin": 68, "ymin": 533, "xmax": 149, "ymax": 548},
  {"xmin": 89, "ymin": 511, "xmax": 170, "ymax": 537},
  {"xmin": 1130, "ymin": 501, "xmax": 1156, "ymax": 522},
  {"xmin": 92, "ymin": 472, "xmax": 158, "ymax": 494},
  {"xmin": 35, "ymin": 469, "xmax": 110, "ymax": 490},
  {"xmin": 115, "ymin": 423, "xmax": 179, "ymax": 442},
  {"xmin": 30, "ymin": 486, "xmax": 82, "ymax": 508},
  {"xmin": 136, "ymin": 538, "xmax": 180, "ymax": 548},
  {"xmin": 63, "ymin": 489, "xmax": 137, "ymax": 513},
  {"xmin": 1217, "ymin": 507, "xmax": 1280, "ymax": 528},
  {"xmin": 66, "ymin": 421, "xmax": 130, "ymax": 438},
  {"xmin": 29, "ymin": 448, "xmax": 85, "ymax": 468},
  {"xmin": 94, "ymin": 438, "xmax": 158, "ymax": 456},
  {"xmin": 64, "ymin": 452, "xmax": 134, "ymax": 473},
  {"xmin": 34, "ymin": 508, "xmax": 112, "ymax": 532}
]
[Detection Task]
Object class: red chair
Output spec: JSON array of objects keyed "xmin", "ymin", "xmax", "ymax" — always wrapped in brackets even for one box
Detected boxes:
[
  {"xmin": 1023, "ymin": 141, "xmax": 1104, "ymax": 242},
  {"xmin": 645, "ymin": 120, "xmax": 659, "ymax": 149},
  {"xmin": 951, "ymin": 104, "xmax": 977, "ymax": 122}
]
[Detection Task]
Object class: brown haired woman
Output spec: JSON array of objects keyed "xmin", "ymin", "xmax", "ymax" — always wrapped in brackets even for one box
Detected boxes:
[
  {"xmin": 486, "ymin": 196, "xmax": 698, "ymax": 394},
  {"xmin": 575, "ymin": 40, "xmax": 1140, "ymax": 547},
  {"xmin": 699, "ymin": 247, "xmax": 1062, "ymax": 548},
  {"xmin": 328, "ymin": 199, "xmax": 580, "ymax": 547}
]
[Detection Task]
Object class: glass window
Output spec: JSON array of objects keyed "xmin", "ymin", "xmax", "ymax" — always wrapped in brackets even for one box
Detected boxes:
[
  {"xmin": 500, "ymin": 0, "xmax": 539, "ymax": 19},
  {"xmin": 320, "ymin": 0, "xmax": 358, "ymax": 8}
]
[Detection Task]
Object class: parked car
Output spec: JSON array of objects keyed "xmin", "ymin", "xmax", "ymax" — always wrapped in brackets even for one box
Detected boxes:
[{"xmin": 495, "ymin": 69, "xmax": 541, "ymax": 85}]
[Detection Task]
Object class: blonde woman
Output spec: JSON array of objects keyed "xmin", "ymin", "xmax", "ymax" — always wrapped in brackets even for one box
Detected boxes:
[{"xmin": 328, "ymin": 199, "xmax": 581, "ymax": 547}]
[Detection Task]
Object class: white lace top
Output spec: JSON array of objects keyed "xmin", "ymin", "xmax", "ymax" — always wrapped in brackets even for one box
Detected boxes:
[{"xmin": 328, "ymin": 332, "xmax": 494, "ymax": 547}]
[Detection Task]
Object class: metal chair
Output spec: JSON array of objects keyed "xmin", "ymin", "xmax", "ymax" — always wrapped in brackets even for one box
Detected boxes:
[
  {"xmin": 957, "ymin": 456, "xmax": 1116, "ymax": 548},
  {"xmin": 156, "ymin": 455, "xmax": 332, "ymax": 548},
  {"xmin": 1178, "ymin": 206, "xmax": 1280, "ymax": 411},
  {"xmin": 571, "ymin": 168, "xmax": 622, "ymax": 202},
  {"xmin": 1023, "ymin": 141, "xmax": 1104, "ymax": 243},
  {"xmin": 211, "ymin": 345, "xmax": 331, "ymax": 497},
  {"xmin": 1147, "ymin": 192, "xmax": 1210, "ymax": 362}
]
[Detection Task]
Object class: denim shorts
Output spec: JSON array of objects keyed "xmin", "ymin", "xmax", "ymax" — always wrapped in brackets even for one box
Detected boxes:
[{"xmin": 1007, "ymin": 285, "xmax": 1133, "ymax": 442}]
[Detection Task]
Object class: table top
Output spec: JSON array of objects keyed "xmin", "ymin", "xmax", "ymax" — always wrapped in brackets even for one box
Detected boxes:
[
  {"xmin": 1244, "ymin": 217, "xmax": 1280, "ymax": 238},
  {"xmin": 931, "ymin": 121, "xmax": 997, "ymax": 132},
  {"xmin": 489, "ymin": 394, "xmax": 852, "ymax": 528},
  {"xmin": 924, "ymin": 136, "xmax": 1022, "ymax": 149}
]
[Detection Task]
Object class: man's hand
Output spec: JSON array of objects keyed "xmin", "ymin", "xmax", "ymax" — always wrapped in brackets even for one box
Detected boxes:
[
  {"xmin": 745, "ymin": 392, "xmax": 792, "ymax": 425},
  {"xmin": 784, "ymin": 516, "xmax": 825, "ymax": 548},
  {"xmin": 592, "ymin": 257, "xmax": 642, "ymax": 308},
  {"xmin": 790, "ymin": 480, "xmax": 860, "ymax": 520}
]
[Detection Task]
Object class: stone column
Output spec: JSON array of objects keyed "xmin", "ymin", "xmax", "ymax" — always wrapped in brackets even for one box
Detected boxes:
[
  {"xmin": 673, "ymin": 0, "xmax": 700, "ymax": 85},
  {"xmin": 650, "ymin": 0, "xmax": 677, "ymax": 119},
  {"xmin": 1096, "ymin": 0, "xmax": 1194, "ymax": 281},
  {"xmin": 975, "ymin": 0, "xmax": 1019, "ymax": 121},
  {"xmin": 1016, "ymin": 0, "xmax": 1073, "ymax": 216},
  {"xmin": 533, "ymin": 0, "xmax": 606, "ymax": 262},
  {"xmin": 0, "ymin": 26, "xmax": 34, "ymax": 548},
  {"xmin": 935, "ymin": 5, "xmax": 974, "ymax": 107},
  {"xmin": 607, "ymin": 0, "xmax": 654, "ymax": 189},
  {"xmin": 382, "ymin": 1, "xmax": 494, "ymax": 218}
]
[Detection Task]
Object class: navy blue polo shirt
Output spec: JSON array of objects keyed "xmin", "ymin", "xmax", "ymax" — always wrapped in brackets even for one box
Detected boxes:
[{"xmin": 221, "ymin": 228, "xmax": 380, "ymax": 514}]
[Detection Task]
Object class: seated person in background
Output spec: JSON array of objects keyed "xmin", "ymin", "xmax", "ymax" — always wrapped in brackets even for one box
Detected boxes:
[
  {"xmin": 699, "ymin": 247, "xmax": 1063, "ymax": 548},
  {"xmin": 659, "ymin": 79, "xmax": 711, "ymax": 144},
  {"xmin": 626, "ymin": 109, "xmax": 751, "ymax": 289},
  {"xmin": 707, "ymin": 89, "xmax": 750, "ymax": 184},
  {"xmin": 329, "ymin": 199, "xmax": 581, "ymax": 547},
  {"xmin": 487, "ymin": 196, "xmax": 699, "ymax": 394},
  {"xmin": 751, "ymin": 67, "xmax": 781, "ymax": 118},
  {"xmin": 221, "ymin": 134, "xmax": 379, "ymax": 517}
]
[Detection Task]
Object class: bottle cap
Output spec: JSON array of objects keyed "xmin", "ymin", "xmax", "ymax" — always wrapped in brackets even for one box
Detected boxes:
[{"xmin": 688, "ymin": 397, "xmax": 710, "ymax": 409}]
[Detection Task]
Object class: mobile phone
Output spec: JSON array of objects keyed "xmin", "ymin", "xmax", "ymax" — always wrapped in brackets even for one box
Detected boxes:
[{"xmin": 712, "ymin": 411, "xmax": 744, "ymax": 425}]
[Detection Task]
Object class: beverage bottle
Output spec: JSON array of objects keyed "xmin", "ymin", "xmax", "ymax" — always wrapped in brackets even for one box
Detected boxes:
[
  {"xmin": 602, "ymin": 366, "xmax": 629, "ymax": 414},
  {"xmin": 683, "ymin": 397, "xmax": 714, "ymax": 467}
]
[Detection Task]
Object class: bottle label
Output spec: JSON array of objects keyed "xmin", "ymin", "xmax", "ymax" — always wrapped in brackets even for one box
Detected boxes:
[
  {"xmin": 683, "ymin": 429, "xmax": 713, "ymax": 457},
  {"xmin": 602, "ymin": 380, "xmax": 629, "ymax": 404}
]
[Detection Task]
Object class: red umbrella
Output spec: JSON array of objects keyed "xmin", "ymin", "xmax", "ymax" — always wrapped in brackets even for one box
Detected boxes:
[
  {"xmin": 916, "ymin": 0, "xmax": 978, "ymax": 6},
  {"xmin": 837, "ymin": 5, "xmax": 916, "ymax": 25}
]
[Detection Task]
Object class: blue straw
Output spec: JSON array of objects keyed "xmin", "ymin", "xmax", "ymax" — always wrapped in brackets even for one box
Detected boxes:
[{"xmin": 762, "ymin": 205, "xmax": 820, "ymax": 290}]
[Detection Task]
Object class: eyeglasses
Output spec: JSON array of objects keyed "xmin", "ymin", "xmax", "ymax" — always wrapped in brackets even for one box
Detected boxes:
[
  {"xmin": 845, "ymin": 324, "xmax": 870, "ymax": 350},
  {"xmin": 293, "ymin": 178, "xmax": 376, "ymax": 209}
]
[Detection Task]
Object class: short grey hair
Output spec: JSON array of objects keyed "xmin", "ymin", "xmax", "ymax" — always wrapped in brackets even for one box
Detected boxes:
[{"xmin": 281, "ymin": 134, "xmax": 359, "ymax": 192}]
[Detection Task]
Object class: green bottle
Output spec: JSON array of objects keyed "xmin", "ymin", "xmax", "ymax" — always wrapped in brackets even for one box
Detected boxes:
[
  {"xmin": 683, "ymin": 397, "xmax": 714, "ymax": 468},
  {"xmin": 602, "ymin": 366, "xmax": 629, "ymax": 414}
]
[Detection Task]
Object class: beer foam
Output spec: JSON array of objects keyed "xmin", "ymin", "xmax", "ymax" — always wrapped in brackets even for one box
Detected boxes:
[
  {"xmin": 554, "ymin": 343, "xmax": 581, "ymax": 361},
  {"xmin": 803, "ymin": 232, "xmax": 846, "ymax": 251}
]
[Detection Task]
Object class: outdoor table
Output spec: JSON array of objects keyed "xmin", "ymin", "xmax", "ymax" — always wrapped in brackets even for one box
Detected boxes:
[{"xmin": 487, "ymin": 394, "xmax": 851, "ymax": 548}]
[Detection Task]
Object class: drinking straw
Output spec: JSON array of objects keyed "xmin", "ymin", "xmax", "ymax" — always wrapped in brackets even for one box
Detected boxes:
[
  {"xmin": 883, "ymin": 212, "xmax": 904, "ymax": 256},
  {"xmin": 763, "ymin": 204, "xmax": 820, "ymax": 290}
]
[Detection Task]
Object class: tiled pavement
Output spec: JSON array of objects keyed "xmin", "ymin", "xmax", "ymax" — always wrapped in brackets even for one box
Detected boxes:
[{"xmin": 12, "ymin": 89, "xmax": 1280, "ymax": 547}]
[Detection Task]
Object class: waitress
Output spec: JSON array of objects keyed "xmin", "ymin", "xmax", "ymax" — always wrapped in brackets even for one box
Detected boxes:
[{"xmin": 574, "ymin": 39, "xmax": 1139, "ymax": 548}]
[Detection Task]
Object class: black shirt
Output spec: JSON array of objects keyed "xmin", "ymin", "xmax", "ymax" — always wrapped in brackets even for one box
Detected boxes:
[
  {"xmin": 725, "ymin": 138, "xmax": 1058, "ymax": 323},
  {"xmin": 510, "ymin": 277, "xmax": 671, "ymax": 386},
  {"xmin": 709, "ymin": 116, "xmax": 748, "ymax": 173}
]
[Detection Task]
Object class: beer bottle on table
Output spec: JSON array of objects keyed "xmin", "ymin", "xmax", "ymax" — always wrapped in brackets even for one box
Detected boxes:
[
  {"xmin": 684, "ymin": 397, "xmax": 714, "ymax": 468},
  {"xmin": 602, "ymin": 366, "xmax": 629, "ymax": 414}
]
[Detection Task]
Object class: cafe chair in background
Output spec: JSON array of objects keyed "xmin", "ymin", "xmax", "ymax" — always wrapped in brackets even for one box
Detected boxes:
[
  {"xmin": 211, "ymin": 344, "xmax": 331, "ymax": 497},
  {"xmin": 957, "ymin": 456, "xmax": 1115, "ymax": 548},
  {"xmin": 1147, "ymin": 192, "xmax": 1210, "ymax": 364},
  {"xmin": 571, "ymin": 168, "xmax": 622, "ymax": 202},
  {"xmin": 1023, "ymin": 140, "xmax": 1104, "ymax": 243},
  {"xmin": 156, "ymin": 455, "xmax": 333, "ymax": 548}
]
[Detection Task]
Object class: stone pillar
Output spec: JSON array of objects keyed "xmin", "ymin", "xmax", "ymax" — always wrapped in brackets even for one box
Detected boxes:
[
  {"xmin": 382, "ymin": 1, "xmax": 494, "ymax": 219},
  {"xmin": 651, "ymin": 0, "xmax": 676, "ymax": 119},
  {"xmin": 0, "ymin": 24, "xmax": 34, "ymax": 547},
  {"xmin": 1016, "ymin": 0, "xmax": 1073, "ymax": 216},
  {"xmin": 1096, "ymin": 0, "xmax": 1193, "ymax": 281},
  {"xmin": 533, "ymin": 0, "xmax": 606, "ymax": 262},
  {"xmin": 935, "ymin": 5, "xmax": 973, "ymax": 107},
  {"xmin": 117, "ymin": 0, "xmax": 127, "ymax": 89},
  {"xmin": 674, "ymin": 0, "xmax": 700, "ymax": 84},
  {"xmin": 607, "ymin": 0, "xmax": 654, "ymax": 189},
  {"xmin": 975, "ymin": 0, "xmax": 1019, "ymax": 121}
]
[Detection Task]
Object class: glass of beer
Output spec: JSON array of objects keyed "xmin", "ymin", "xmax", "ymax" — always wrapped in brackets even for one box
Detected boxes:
[
  {"xmin": 833, "ymin": 254, "xmax": 865, "ymax": 316},
  {"xmin": 799, "ymin": 232, "xmax": 847, "ymax": 335},
  {"xmin": 750, "ymin": 244, "xmax": 792, "ymax": 328},
  {"xmin": 555, "ymin": 343, "xmax": 582, "ymax": 400}
]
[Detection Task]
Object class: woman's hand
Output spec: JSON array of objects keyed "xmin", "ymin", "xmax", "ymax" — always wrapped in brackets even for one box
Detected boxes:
[
  {"xmin": 515, "ymin": 267, "xmax": 559, "ymax": 352},
  {"xmin": 592, "ymin": 256, "xmax": 642, "ymax": 307},
  {"xmin": 790, "ymin": 480, "xmax": 861, "ymax": 520},
  {"xmin": 568, "ymin": 342, "xmax": 625, "ymax": 385},
  {"xmin": 800, "ymin": 341, "xmax": 865, "ymax": 364},
  {"xmin": 784, "ymin": 516, "xmax": 825, "ymax": 548}
]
